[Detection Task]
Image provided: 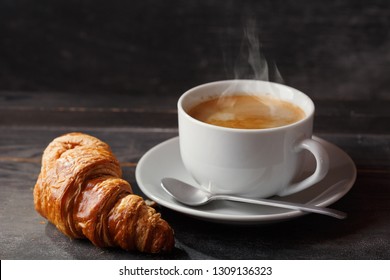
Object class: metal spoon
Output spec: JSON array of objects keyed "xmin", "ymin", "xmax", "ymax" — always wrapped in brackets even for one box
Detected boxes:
[{"xmin": 161, "ymin": 177, "xmax": 347, "ymax": 219}]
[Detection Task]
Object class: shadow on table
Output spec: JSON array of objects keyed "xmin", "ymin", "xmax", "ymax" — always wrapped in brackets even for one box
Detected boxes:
[
  {"xmin": 163, "ymin": 188, "xmax": 383, "ymax": 259},
  {"xmin": 44, "ymin": 222, "xmax": 189, "ymax": 260}
]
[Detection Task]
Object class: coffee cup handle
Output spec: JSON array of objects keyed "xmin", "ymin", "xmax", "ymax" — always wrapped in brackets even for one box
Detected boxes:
[{"xmin": 277, "ymin": 138, "xmax": 329, "ymax": 197}]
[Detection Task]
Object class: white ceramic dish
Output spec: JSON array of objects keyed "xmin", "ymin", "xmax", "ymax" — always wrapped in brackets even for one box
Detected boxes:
[{"xmin": 135, "ymin": 136, "xmax": 356, "ymax": 224}]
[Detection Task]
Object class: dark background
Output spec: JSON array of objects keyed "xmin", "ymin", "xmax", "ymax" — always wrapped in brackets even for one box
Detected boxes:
[
  {"xmin": 1, "ymin": 0, "xmax": 389, "ymax": 100},
  {"xmin": 1, "ymin": 0, "xmax": 390, "ymax": 260}
]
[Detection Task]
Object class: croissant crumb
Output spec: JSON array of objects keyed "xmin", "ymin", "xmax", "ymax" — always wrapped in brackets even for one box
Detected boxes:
[{"xmin": 33, "ymin": 132, "xmax": 174, "ymax": 253}]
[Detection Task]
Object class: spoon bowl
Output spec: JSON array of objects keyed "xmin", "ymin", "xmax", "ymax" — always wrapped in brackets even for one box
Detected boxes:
[
  {"xmin": 161, "ymin": 177, "xmax": 347, "ymax": 219},
  {"xmin": 162, "ymin": 178, "xmax": 211, "ymax": 206}
]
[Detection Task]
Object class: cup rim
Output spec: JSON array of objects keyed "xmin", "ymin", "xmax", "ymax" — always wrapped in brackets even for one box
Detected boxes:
[{"xmin": 178, "ymin": 79, "xmax": 315, "ymax": 133}]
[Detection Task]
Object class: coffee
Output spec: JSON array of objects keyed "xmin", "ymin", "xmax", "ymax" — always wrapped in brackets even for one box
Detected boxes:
[{"xmin": 188, "ymin": 94, "xmax": 305, "ymax": 129}]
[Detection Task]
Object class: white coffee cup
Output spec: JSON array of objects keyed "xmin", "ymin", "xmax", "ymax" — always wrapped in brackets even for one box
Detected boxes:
[{"xmin": 178, "ymin": 80, "xmax": 329, "ymax": 198}]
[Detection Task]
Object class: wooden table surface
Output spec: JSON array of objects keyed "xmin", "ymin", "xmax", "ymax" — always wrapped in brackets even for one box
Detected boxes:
[{"xmin": 1, "ymin": 0, "xmax": 389, "ymax": 260}]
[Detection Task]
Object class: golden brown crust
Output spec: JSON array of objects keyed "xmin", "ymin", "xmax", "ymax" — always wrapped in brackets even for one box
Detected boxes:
[{"xmin": 33, "ymin": 132, "xmax": 174, "ymax": 253}]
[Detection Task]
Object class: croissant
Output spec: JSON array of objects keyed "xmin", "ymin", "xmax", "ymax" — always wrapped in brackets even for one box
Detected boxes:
[{"xmin": 33, "ymin": 132, "xmax": 174, "ymax": 253}]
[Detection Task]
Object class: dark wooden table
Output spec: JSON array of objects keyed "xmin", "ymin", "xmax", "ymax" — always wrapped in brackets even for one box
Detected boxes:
[{"xmin": 1, "ymin": 0, "xmax": 389, "ymax": 260}]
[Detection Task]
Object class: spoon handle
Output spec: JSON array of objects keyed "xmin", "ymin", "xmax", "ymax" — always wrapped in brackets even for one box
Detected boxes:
[{"xmin": 213, "ymin": 195, "xmax": 347, "ymax": 219}]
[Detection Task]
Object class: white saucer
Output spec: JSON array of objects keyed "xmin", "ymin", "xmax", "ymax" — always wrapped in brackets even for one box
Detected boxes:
[{"xmin": 135, "ymin": 136, "xmax": 356, "ymax": 224}]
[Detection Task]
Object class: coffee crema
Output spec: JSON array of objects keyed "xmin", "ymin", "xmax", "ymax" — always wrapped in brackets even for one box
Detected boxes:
[{"xmin": 188, "ymin": 94, "xmax": 305, "ymax": 129}]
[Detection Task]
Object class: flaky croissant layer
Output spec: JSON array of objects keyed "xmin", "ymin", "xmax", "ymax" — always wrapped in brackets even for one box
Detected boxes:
[{"xmin": 34, "ymin": 132, "xmax": 174, "ymax": 253}]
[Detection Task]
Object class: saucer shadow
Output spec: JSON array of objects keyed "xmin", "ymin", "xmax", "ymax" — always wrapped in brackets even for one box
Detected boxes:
[{"xmin": 162, "ymin": 192, "xmax": 380, "ymax": 260}]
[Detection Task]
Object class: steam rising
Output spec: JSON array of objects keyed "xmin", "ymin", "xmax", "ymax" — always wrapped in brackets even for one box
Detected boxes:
[
  {"xmin": 216, "ymin": 19, "xmax": 285, "ymax": 117},
  {"xmin": 233, "ymin": 19, "xmax": 283, "ymax": 83}
]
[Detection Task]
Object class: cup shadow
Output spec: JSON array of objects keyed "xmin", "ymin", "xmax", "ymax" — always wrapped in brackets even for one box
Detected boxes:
[{"xmin": 162, "ymin": 189, "xmax": 379, "ymax": 260}]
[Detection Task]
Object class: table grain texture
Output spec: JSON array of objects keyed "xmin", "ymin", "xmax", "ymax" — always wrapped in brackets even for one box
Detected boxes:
[{"xmin": 1, "ymin": 0, "xmax": 389, "ymax": 260}]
